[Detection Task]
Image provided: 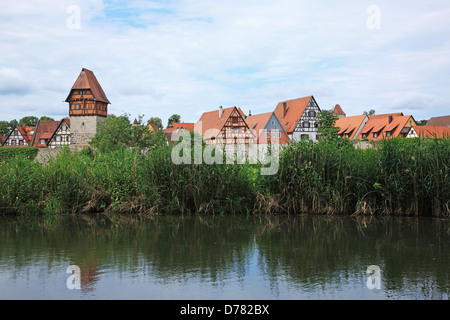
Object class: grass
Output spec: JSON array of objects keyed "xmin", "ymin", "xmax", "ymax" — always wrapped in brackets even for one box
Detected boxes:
[{"xmin": 0, "ymin": 137, "xmax": 449, "ymax": 217}]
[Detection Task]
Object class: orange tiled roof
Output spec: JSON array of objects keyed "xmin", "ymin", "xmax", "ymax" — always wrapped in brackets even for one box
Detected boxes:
[
  {"xmin": 426, "ymin": 115, "xmax": 450, "ymax": 127},
  {"xmin": 245, "ymin": 112, "xmax": 290, "ymax": 144},
  {"xmin": 358, "ymin": 114, "xmax": 415, "ymax": 140},
  {"xmin": 65, "ymin": 68, "xmax": 110, "ymax": 104},
  {"xmin": 17, "ymin": 125, "xmax": 35, "ymax": 145},
  {"xmin": 411, "ymin": 125, "xmax": 450, "ymax": 138},
  {"xmin": 32, "ymin": 121, "xmax": 60, "ymax": 147},
  {"xmin": 196, "ymin": 106, "xmax": 246, "ymax": 140},
  {"xmin": 335, "ymin": 115, "xmax": 367, "ymax": 139},
  {"xmin": 273, "ymin": 96, "xmax": 313, "ymax": 134},
  {"xmin": 332, "ymin": 104, "xmax": 346, "ymax": 116}
]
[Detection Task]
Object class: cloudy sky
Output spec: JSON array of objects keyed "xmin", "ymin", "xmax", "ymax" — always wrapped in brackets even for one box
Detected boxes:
[{"xmin": 1, "ymin": 0, "xmax": 449, "ymax": 125}]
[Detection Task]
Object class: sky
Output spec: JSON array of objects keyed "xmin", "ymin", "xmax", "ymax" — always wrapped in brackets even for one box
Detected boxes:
[{"xmin": 0, "ymin": 0, "xmax": 449, "ymax": 126}]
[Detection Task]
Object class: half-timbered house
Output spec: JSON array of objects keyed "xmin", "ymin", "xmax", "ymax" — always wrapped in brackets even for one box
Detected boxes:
[
  {"xmin": 2, "ymin": 125, "xmax": 35, "ymax": 147},
  {"xmin": 196, "ymin": 106, "xmax": 255, "ymax": 145},
  {"xmin": 31, "ymin": 120, "xmax": 60, "ymax": 148},
  {"xmin": 274, "ymin": 96, "xmax": 321, "ymax": 142},
  {"xmin": 47, "ymin": 119, "xmax": 71, "ymax": 148}
]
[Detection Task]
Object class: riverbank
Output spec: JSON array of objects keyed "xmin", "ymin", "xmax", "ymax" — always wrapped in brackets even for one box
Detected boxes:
[{"xmin": 0, "ymin": 137, "xmax": 449, "ymax": 217}]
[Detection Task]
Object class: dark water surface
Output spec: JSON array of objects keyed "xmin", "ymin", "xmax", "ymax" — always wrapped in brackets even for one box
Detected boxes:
[{"xmin": 0, "ymin": 214, "xmax": 448, "ymax": 300}]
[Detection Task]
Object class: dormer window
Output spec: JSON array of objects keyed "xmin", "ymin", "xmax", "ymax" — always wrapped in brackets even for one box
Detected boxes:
[{"xmin": 373, "ymin": 132, "xmax": 378, "ymax": 138}]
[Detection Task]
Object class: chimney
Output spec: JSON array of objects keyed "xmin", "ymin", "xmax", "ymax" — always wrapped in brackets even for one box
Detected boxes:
[
  {"xmin": 389, "ymin": 115, "xmax": 393, "ymax": 124},
  {"xmin": 249, "ymin": 110, "xmax": 252, "ymax": 116},
  {"xmin": 219, "ymin": 106, "xmax": 223, "ymax": 118},
  {"xmin": 283, "ymin": 102, "xmax": 287, "ymax": 118}
]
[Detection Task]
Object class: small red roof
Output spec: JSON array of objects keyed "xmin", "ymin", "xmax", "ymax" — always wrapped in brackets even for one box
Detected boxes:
[
  {"xmin": 332, "ymin": 104, "xmax": 346, "ymax": 116},
  {"xmin": 335, "ymin": 115, "xmax": 367, "ymax": 139},
  {"xmin": 65, "ymin": 68, "xmax": 110, "ymax": 104},
  {"xmin": 32, "ymin": 121, "xmax": 60, "ymax": 148},
  {"xmin": 196, "ymin": 106, "xmax": 247, "ymax": 140}
]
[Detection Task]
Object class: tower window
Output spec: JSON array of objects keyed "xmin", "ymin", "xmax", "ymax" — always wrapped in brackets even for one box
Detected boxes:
[{"xmin": 75, "ymin": 104, "xmax": 80, "ymax": 110}]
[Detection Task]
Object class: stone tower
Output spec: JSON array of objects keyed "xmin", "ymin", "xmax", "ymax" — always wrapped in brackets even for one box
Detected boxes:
[{"xmin": 65, "ymin": 68, "xmax": 110, "ymax": 148}]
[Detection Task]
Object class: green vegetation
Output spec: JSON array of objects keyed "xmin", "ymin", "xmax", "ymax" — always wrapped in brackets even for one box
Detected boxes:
[
  {"xmin": 0, "ymin": 135, "xmax": 449, "ymax": 217},
  {"xmin": 0, "ymin": 146, "xmax": 38, "ymax": 160}
]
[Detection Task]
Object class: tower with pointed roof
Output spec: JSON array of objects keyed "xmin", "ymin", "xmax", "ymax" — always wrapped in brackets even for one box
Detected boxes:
[{"xmin": 65, "ymin": 68, "xmax": 110, "ymax": 147}]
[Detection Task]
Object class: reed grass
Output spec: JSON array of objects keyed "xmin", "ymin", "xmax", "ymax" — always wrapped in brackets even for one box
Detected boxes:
[{"xmin": 0, "ymin": 137, "xmax": 448, "ymax": 217}]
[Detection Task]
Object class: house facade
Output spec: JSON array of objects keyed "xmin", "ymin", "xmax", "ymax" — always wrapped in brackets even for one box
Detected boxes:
[
  {"xmin": 2, "ymin": 125, "xmax": 35, "ymax": 147},
  {"xmin": 274, "ymin": 96, "xmax": 321, "ymax": 142},
  {"xmin": 357, "ymin": 114, "xmax": 417, "ymax": 140},
  {"xmin": 245, "ymin": 112, "xmax": 290, "ymax": 144},
  {"xmin": 47, "ymin": 119, "xmax": 71, "ymax": 148},
  {"xmin": 335, "ymin": 115, "xmax": 369, "ymax": 140},
  {"xmin": 196, "ymin": 106, "xmax": 255, "ymax": 145}
]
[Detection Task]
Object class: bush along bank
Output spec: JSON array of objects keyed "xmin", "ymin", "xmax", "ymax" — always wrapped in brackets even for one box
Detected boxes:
[{"xmin": 0, "ymin": 137, "xmax": 449, "ymax": 217}]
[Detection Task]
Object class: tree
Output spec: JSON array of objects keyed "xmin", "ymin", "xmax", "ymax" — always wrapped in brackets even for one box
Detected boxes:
[
  {"xmin": 148, "ymin": 117, "xmax": 163, "ymax": 130},
  {"xmin": 90, "ymin": 113, "xmax": 166, "ymax": 153},
  {"xmin": 363, "ymin": 109, "xmax": 376, "ymax": 116},
  {"xmin": 39, "ymin": 116, "xmax": 55, "ymax": 121},
  {"xmin": 90, "ymin": 114, "xmax": 133, "ymax": 153},
  {"xmin": 416, "ymin": 119, "xmax": 428, "ymax": 126},
  {"xmin": 18, "ymin": 116, "xmax": 39, "ymax": 127},
  {"xmin": 167, "ymin": 114, "xmax": 181, "ymax": 128},
  {"xmin": 316, "ymin": 109, "xmax": 339, "ymax": 143},
  {"xmin": 0, "ymin": 119, "xmax": 18, "ymax": 136}
]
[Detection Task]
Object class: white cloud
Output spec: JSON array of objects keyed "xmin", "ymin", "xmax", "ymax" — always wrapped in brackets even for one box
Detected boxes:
[{"xmin": 0, "ymin": 0, "xmax": 449, "ymax": 124}]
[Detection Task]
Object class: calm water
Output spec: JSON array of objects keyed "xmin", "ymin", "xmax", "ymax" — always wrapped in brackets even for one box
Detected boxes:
[{"xmin": 0, "ymin": 214, "xmax": 448, "ymax": 300}]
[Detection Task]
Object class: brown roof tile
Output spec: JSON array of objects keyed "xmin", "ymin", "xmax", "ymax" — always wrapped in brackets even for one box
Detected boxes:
[
  {"xmin": 335, "ymin": 115, "xmax": 368, "ymax": 139},
  {"xmin": 332, "ymin": 104, "xmax": 346, "ymax": 116},
  {"xmin": 65, "ymin": 68, "xmax": 110, "ymax": 104},
  {"xmin": 32, "ymin": 121, "xmax": 60, "ymax": 147},
  {"xmin": 274, "ymin": 96, "xmax": 314, "ymax": 134},
  {"xmin": 411, "ymin": 125, "xmax": 450, "ymax": 138},
  {"xmin": 426, "ymin": 115, "xmax": 450, "ymax": 127}
]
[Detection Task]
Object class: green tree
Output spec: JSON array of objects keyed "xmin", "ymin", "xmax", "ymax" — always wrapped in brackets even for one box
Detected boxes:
[
  {"xmin": 90, "ymin": 114, "xmax": 133, "ymax": 153},
  {"xmin": 363, "ymin": 109, "xmax": 376, "ymax": 116},
  {"xmin": 148, "ymin": 117, "xmax": 163, "ymax": 130},
  {"xmin": 39, "ymin": 116, "xmax": 55, "ymax": 121},
  {"xmin": 0, "ymin": 120, "xmax": 18, "ymax": 136},
  {"xmin": 167, "ymin": 114, "xmax": 181, "ymax": 128},
  {"xmin": 316, "ymin": 109, "xmax": 339, "ymax": 143},
  {"xmin": 18, "ymin": 116, "xmax": 39, "ymax": 127},
  {"xmin": 416, "ymin": 119, "xmax": 428, "ymax": 126}
]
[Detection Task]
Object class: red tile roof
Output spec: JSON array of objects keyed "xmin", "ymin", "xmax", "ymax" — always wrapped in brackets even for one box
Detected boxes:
[
  {"xmin": 426, "ymin": 115, "xmax": 450, "ymax": 127},
  {"xmin": 335, "ymin": 115, "xmax": 368, "ymax": 139},
  {"xmin": 17, "ymin": 125, "xmax": 35, "ymax": 145},
  {"xmin": 411, "ymin": 125, "xmax": 450, "ymax": 138},
  {"xmin": 245, "ymin": 112, "xmax": 290, "ymax": 144},
  {"xmin": 273, "ymin": 96, "xmax": 314, "ymax": 134},
  {"xmin": 332, "ymin": 104, "xmax": 346, "ymax": 116},
  {"xmin": 358, "ymin": 114, "xmax": 416, "ymax": 140},
  {"xmin": 196, "ymin": 106, "xmax": 247, "ymax": 140},
  {"xmin": 65, "ymin": 68, "xmax": 110, "ymax": 104}
]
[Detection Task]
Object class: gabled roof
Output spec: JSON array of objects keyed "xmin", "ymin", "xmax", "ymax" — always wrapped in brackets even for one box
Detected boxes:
[
  {"xmin": 411, "ymin": 125, "xmax": 450, "ymax": 138},
  {"xmin": 245, "ymin": 112, "xmax": 273, "ymax": 133},
  {"xmin": 17, "ymin": 125, "xmax": 35, "ymax": 145},
  {"xmin": 332, "ymin": 104, "xmax": 346, "ymax": 116},
  {"xmin": 335, "ymin": 115, "xmax": 368, "ymax": 139},
  {"xmin": 65, "ymin": 68, "xmax": 110, "ymax": 104},
  {"xmin": 32, "ymin": 120, "xmax": 60, "ymax": 147},
  {"xmin": 147, "ymin": 122, "xmax": 161, "ymax": 131},
  {"xmin": 47, "ymin": 118, "xmax": 71, "ymax": 146},
  {"xmin": 426, "ymin": 115, "xmax": 450, "ymax": 127},
  {"xmin": 358, "ymin": 114, "xmax": 415, "ymax": 140},
  {"xmin": 273, "ymin": 96, "xmax": 315, "ymax": 134},
  {"xmin": 196, "ymin": 106, "xmax": 247, "ymax": 140}
]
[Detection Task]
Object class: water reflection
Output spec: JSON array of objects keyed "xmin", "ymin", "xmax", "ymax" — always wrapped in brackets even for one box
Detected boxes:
[{"xmin": 0, "ymin": 214, "xmax": 448, "ymax": 299}]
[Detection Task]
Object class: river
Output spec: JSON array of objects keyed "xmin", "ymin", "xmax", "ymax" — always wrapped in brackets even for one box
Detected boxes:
[{"xmin": 0, "ymin": 214, "xmax": 448, "ymax": 300}]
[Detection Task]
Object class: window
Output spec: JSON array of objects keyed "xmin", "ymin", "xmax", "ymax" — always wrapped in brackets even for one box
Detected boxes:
[
  {"xmin": 373, "ymin": 132, "xmax": 378, "ymax": 138},
  {"xmin": 386, "ymin": 131, "xmax": 392, "ymax": 137},
  {"xmin": 75, "ymin": 104, "xmax": 80, "ymax": 110},
  {"xmin": 12, "ymin": 140, "xmax": 16, "ymax": 146},
  {"xmin": 301, "ymin": 134, "xmax": 309, "ymax": 140},
  {"xmin": 316, "ymin": 135, "xmax": 320, "ymax": 140},
  {"xmin": 232, "ymin": 117, "xmax": 238, "ymax": 124},
  {"xmin": 40, "ymin": 139, "xmax": 45, "ymax": 144},
  {"xmin": 362, "ymin": 133, "xmax": 367, "ymax": 139},
  {"xmin": 271, "ymin": 120, "xmax": 275, "ymax": 125},
  {"xmin": 30, "ymin": 131, "xmax": 34, "ymax": 136},
  {"xmin": 14, "ymin": 129, "xmax": 18, "ymax": 136},
  {"xmin": 234, "ymin": 128, "xmax": 239, "ymax": 134},
  {"xmin": 61, "ymin": 125, "xmax": 67, "ymax": 131},
  {"xmin": 277, "ymin": 132, "xmax": 281, "ymax": 138},
  {"xmin": 314, "ymin": 122, "xmax": 318, "ymax": 128},
  {"xmin": 303, "ymin": 122, "xmax": 310, "ymax": 128},
  {"xmin": 266, "ymin": 132, "xmax": 270, "ymax": 138},
  {"xmin": 19, "ymin": 140, "xmax": 24, "ymax": 146},
  {"xmin": 68, "ymin": 135, "xmax": 71, "ymax": 142},
  {"xmin": 309, "ymin": 111, "xmax": 316, "ymax": 117},
  {"xmin": 56, "ymin": 135, "xmax": 61, "ymax": 142}
]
